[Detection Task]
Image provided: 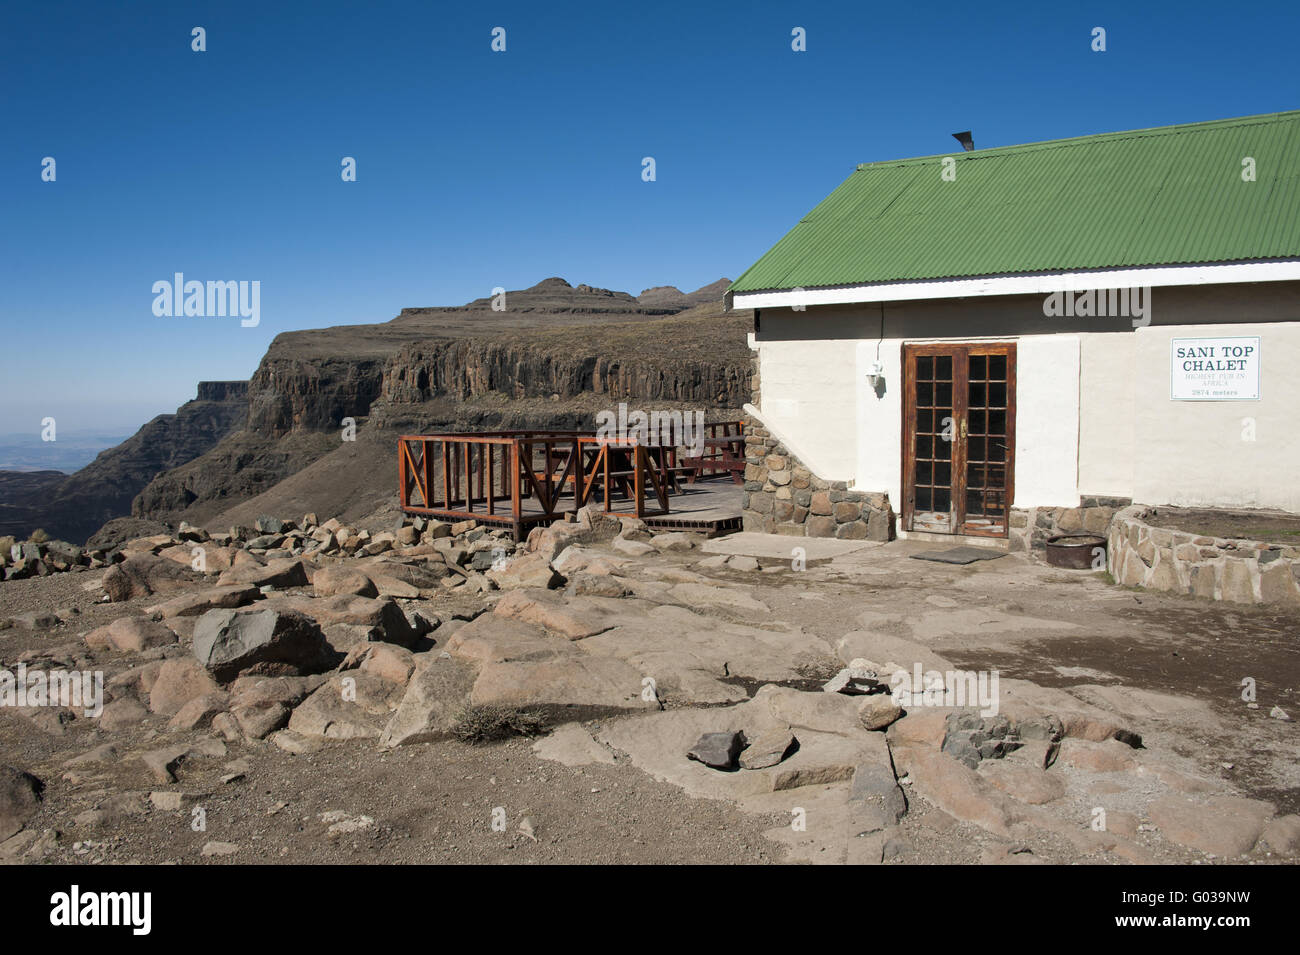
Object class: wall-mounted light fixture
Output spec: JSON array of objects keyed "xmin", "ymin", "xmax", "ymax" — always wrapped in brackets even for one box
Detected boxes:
[{"xmin": 867, "ymin": 360, "xmax": 884, "ymax": 388}]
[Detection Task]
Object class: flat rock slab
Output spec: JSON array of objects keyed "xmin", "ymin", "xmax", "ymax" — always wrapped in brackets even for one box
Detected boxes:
[
  {"xmin": 700, "ymin": 533, "xmax": 877, "ymax": 561},
  {"xmin": 1148, "ymin": 794, "xmax": 1273, "ymax": 858},
  {"xmin": 532, "ymin": 723, "xmax": 618, "ymax": 767},
  {"xmin": 909, "ymin": 547, "xmax": 1006, "ymax": 565}
]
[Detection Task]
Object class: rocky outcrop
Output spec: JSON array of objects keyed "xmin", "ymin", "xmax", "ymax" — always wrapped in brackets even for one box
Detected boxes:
[{"xmin": 381, "ymin": 337, "xmax": 747, "ymax": 406}]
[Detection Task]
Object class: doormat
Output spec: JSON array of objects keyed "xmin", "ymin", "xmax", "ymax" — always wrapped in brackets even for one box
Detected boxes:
[{"xmin": 910, "ymin": 546, "xmax": 1007, "ymax": 565}]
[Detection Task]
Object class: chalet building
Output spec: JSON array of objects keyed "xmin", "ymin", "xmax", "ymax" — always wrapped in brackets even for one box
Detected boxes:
[{"xmin": 728, "ymin": 110, "xmax": 1300, "ymax": 551}]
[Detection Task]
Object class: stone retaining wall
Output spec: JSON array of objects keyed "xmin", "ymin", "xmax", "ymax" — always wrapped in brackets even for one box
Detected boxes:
[
  {"xmin": 1107, "ymin": 506, "xmax": 1300, "ymax": 605},
  {"xmin": 1009, "ymin": 496, "xmax": 1131, "ymax": 555},
  {"xmin": 741, "ymin": 416, "xmax": 894, "ymax": 540}
]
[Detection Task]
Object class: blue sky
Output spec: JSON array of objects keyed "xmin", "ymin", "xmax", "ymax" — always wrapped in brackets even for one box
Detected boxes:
[{"xmin": 2, "ymin": 0, "xmax": 1296, "ymax": 439}]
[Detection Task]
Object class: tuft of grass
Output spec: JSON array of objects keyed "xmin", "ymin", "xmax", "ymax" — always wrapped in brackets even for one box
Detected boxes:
[{"xmin": 451, "ymin": 704, "xmax": 547, "ymax": 745}]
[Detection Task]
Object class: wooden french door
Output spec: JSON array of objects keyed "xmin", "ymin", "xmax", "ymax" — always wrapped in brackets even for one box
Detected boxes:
[{"xmin": 902, "ymin": 343, "xmax": 1016, "ymax": 537}]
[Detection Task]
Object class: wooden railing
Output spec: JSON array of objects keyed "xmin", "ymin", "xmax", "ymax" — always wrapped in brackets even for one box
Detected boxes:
[
  {"xmin": 679, "ymin": 420, "xmax": 746, "ymax": 484},
  {"xmin": 398, "ymin": 423, "xmax": 745, "ymax": 538}
]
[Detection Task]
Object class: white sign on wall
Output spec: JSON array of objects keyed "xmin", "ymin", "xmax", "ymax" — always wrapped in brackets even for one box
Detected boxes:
[{"xmin": 1170, "ymin": 336, "xmax": 1260, "ymax": 401}]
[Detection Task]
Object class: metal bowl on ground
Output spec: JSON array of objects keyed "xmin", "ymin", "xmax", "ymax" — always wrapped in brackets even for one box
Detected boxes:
[{"xmin": 1044, "ymin": 533, "xmax": 1107, "ymax": 570}]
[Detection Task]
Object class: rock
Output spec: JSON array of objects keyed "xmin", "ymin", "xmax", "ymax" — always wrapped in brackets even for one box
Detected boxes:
[
  {"xmin": 313, "ymin": 565, "xmax": 378, "ymax": 598},
  {"xmin": 857, "ymin": 694, "xmax": 903, "ymax": 730},
  {"xmin": 264, "ymin": 595, "xmax": 419, "ymax": 648},
  {"xmin": 491, "ymin": 589, "xmax": 616, "ymax": 640},
  {"xmin": 140, "ymin": 738, "xmax": 226, "ymax": 784},
  {"xmin": 101, "ymin": 553, "xmax": 198, "ymax": 601},
  {"xmin": 468, "ymin": 653, "xmax": 654, "ymax": 718},
  {"xmin": 687, "ymin": 731, "xmax": 746, "ymax": 770},
  {"xmin": 85, "ymin": 616, "xmax": 178, "ymax": 652},
  {"xmin": 217, "ymin": 557, "xmax": 310, "ymax": 589},
  {"xmin": 650, "ymin": 532, "xmax": 697, "ymax": 552},
  {"xmin": 269, "ymin": 730, "xmax": 324, "ymax": 755},
  {"xmin": 890, "ymin": 744, "xmax": 1017, "ymax": 837},
  {"xmin": 148, "ymin": 659, "xmax": 222, "ymax": 716},
  {"xmin": 355, "ymin": 643, "xmax": 417, "ymax": 685},
  {"xmin": 848, "ymin": 762, "xmax": 908, "ymax": 833},
  {"xmin": 612, "ymin": 537, "xmax": 655, "ymax": 557},
  {"xmin": 193, "ymin": 608, "xmax": 336, "ymax": 681},
  {"xmin": 978, "ymin": 761, "xmax": 1067, "ymax": 804},
  {"xmin": 145, "ymin": 585, "xmax": 262, "ymax": 619},
  {"xmin": 167, "ymin": 693, "xmax": 229, "ymax": 731},
  {"xmin": 824, "ymin": 664, "xmax": 881, "ymax": 695},
  {"xmin": 0, "ymin": 766, "xmax": 44, "ymax": 840},
  {"xmin": 286, "ymin": 673, "xmax": 404, "ymax": 740},
  {"xmin": 99, "ymin": 697, "xmax": 149, "ymax": 731},
  {"xmin": 200, "ymin": 840, "xmax": 239, "ymax": 857},
  {"xmin": 487, "ymin": 552, "xmax": 564, "ymax": 590},
  {"xmin": 1262, "ymin": 814, "xmax": 1300, "ymax": 854},
  {"xmin": 1270, "ymin": 706, "xmax": 1292, "ymax": 722},
  {"xmin": 565, "ymin": 573, "xmax": 631, "ymax": 598},
  {"xmin": 379, "ymin": 655, "xmax": 477, "ymax": 747},
  {"xmin": 1148, "ymin": 795, "xmax": 1273, "ymax": 857},
  {"xmin": 738, "ymin": 729, "xmax": 796, "ymax": 769},
  {"xmin": 532, "ymin": 723, "xmax": 618, "ymax": 766},
  {"xmin": 1057, "ymin": 739, "xmax": 1139, "ymax": 773}
]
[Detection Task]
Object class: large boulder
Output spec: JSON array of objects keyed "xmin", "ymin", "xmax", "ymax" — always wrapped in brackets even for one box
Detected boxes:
[
  {"xmin": 193, "ymin": 608, "xmax": 336, "ymax": 682},
  {"xmin": 379, "ymin": 655, "xmax": 477, "ymax": 748},
  {"xmin": 287, "ymin": 673, "xmax": 404, "ymax": 740},
  {"xmin": 0, "ymin": 766, "xmax": 44, "ymax": 840},
  {"xmin": 101, "ymin": 553, "xmax": 200, "ymax": 602}
]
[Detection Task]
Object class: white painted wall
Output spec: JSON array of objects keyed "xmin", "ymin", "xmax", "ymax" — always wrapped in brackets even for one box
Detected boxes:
[
  {"xmin": 753, "ymin": 282, "xmax": 1300, "ymax": 517},
  {"xmin": 1078, "ymin": 333, "xmax": 1136, "ymax": 498},
  {"xmin": 757, "ymin": 329, "xmax": 861, "ymax": 480},
  {"xmin": 1132, "ymin": 321, "xmax": 1300, "ymax": 512},
  {"xmin": 1013, "ymin": 336, "xmax": 1080, "ymax": 507}
]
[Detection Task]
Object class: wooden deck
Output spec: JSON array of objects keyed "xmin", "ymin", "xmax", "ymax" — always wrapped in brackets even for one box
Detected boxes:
[
  {"xmin": 436, "ymin": 476, "xmax": 743, "ymax": 537},
  {"xmin": 397, "ymin": 427, "xmax": 746, "ymax": 539}
]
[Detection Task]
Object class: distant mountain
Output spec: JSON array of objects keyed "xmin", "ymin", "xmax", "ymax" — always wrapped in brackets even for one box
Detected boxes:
[
  {"xmin": 2, "ymin": 276, "xmax": 746, "ymax": 547},
  {"xmin": 636, "ymin": 279, "xmax": 732, "ymax": 310}
]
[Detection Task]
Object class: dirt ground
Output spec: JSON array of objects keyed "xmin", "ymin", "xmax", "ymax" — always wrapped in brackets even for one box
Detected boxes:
[
  {"xmin": 1, "ymin": 532, "xmax": 1297, "ymax": 865},
  {"xmin": 1140, "ymin": 505, "xmax": 1300, "ymax": 545}
]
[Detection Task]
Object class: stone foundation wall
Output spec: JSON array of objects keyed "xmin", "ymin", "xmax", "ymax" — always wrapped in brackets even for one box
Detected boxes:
[
  {"xmin": 1009, "ymin": 496, "xmax": 1132, "ymax": 555},
  {"xmin": 741, "ymin": 416, "xmax": 894, "ymax": 540},
  {"xmin": 1107, "ymin": 506, "xmax": 1300, "ymax": 605}
]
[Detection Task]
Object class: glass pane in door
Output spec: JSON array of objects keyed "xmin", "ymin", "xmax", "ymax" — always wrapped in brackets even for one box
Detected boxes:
[
  {"xmin": 913, "ymin": 354, "xmax": 955, "ymax": 531},
  {"xmin": 964, "ymin": 353, "xmax": 1008, "ymax": 534}
]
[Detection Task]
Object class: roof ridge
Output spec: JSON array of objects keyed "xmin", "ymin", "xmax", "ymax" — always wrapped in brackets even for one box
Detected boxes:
[{"xmin": 854, "ymin": 109, "xmax": 1300, "ymax": 171}]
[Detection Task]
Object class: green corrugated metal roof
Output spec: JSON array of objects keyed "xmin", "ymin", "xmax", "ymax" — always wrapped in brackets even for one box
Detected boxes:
[{"xmin": 731, "ymin": 111, "xmax": 1300, "ymax": 293}]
